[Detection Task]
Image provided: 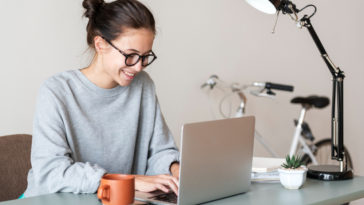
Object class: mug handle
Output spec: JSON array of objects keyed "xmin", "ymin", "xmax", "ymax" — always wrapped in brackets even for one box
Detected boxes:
[{"xmin": 97, "ymin": 184, "xmax": 110, "ymax": 201}]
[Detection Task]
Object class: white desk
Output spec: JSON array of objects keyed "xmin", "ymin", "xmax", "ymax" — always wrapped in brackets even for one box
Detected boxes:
[{"xmin": 2, "ymin": 176, "xmax": 364, "ymax": 205}]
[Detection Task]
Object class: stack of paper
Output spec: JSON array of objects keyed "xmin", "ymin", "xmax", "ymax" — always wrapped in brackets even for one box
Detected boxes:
[
  {"xmin": 251, "ymin": 157, "xmax": 285, "ymax": 183},
  {"xmin": 251, "ymin": 170, "xmax": 280, "ymax": 183}
]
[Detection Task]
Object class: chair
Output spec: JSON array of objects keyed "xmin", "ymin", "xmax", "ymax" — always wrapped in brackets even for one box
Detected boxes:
[{"xmin": 0, "ymin": 134, "xmax": 32, "ymax": 202}]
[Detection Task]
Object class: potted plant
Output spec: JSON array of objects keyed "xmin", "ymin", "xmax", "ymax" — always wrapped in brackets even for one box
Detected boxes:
[{"xmin": 278, "ymin": 155, "xmax": 307, "ymax": 189}]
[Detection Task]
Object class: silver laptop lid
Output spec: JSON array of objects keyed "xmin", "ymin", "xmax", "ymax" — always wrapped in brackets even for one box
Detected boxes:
[
  {"xmin": 134, "ymin": 116, "xmax": 255, "ymax": 205},
  {"xmin": 178, "ymin": 116, "xmax": 255, "ymax": 205}
]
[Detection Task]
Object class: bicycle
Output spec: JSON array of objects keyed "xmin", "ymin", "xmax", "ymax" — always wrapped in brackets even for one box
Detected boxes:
[{"xmin": 201, "ymin": 75, "xmax": 353, "ymax": 170}]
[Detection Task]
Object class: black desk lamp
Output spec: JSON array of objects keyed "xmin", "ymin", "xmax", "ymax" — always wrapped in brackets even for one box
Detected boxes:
[{"xmin": 245, "ymin": 0, "xmax": 353, "ymax": 180}]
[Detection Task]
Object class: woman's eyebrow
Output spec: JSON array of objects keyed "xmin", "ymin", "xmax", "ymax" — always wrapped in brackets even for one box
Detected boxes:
[{"xmin": 126, "ymin": 49, "xmax": 152, "ymax": 55}]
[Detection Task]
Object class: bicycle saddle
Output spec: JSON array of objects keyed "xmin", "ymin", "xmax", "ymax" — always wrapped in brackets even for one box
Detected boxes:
[{"xmin": 290, "ymin": 96, "xmax": 330, "ymax": 108}]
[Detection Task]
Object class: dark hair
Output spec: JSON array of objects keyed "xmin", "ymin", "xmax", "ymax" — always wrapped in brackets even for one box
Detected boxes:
[{"xmin": 82, "ymin": 0, "xmax": 156, "ymax": 48}]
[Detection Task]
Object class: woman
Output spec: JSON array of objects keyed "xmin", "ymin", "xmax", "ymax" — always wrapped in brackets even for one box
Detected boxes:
[{"xmin": 23, "ymin": 0, "xmax": 180, "ymax": 198}]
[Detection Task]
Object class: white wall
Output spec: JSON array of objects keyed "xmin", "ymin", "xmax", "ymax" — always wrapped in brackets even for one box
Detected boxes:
[
  {"xmin": 146, "ymin": 0, "xmax": 364, "ymax": 175},
  {"xmin": 1, "ymin": 0, "xmax": 363, "ymax": 202}
]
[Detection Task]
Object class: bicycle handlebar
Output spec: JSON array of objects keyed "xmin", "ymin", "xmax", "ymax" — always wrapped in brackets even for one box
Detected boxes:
[
  {"xmin": 201, "ymin": 75, "xmax": 294, "ymax": 93},
  {"xmin": 264, "ymin": 82, "xmax": 294, "ymax": 92}
]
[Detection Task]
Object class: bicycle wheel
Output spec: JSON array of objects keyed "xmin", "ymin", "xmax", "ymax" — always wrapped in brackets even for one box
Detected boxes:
[{"xmin": 301, "ymin": 138, "xmax": 353, "ymax": 170}]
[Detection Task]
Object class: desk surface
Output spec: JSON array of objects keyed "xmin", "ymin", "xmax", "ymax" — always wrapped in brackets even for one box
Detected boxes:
[{"xmin": 2, "ymin": 176, "xmax": 364, "ymax": 205}]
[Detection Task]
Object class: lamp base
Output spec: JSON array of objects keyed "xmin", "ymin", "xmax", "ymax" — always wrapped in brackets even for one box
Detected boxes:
[{"xmin": 307, "ymin": 165, "xmax": 353, "ymax": 181}]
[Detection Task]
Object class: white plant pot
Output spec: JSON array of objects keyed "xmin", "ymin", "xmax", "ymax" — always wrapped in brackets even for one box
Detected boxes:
[{"xmin": 278, "ymin": 166, "xmax": 307, "ymax": 189}]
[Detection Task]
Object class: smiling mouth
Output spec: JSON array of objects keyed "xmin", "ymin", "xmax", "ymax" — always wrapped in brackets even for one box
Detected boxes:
[{"xmin": 122, "ymin": 69, "xmax": 136, "ymax": 80}]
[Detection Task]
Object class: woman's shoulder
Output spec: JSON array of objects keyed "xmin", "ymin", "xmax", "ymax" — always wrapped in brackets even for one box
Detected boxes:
[
  {"xmin": 38, "ymin": 70, "xmax": 79, "ymax": 96},
  {"xmin": 133, "ymin": 71, "xmax": 155, "ymax": 88}
]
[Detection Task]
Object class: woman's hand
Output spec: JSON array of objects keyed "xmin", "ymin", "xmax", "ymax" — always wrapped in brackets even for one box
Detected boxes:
[
  {"xmin": 134, "ymin": 174, "xmax": 179, "ymax": 195},
  {"xmin": 170, "ymin": 162, "xmax": 180, "ymax": 180}
]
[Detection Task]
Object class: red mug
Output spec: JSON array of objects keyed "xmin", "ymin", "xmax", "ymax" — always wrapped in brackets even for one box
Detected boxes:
[{"xmin": 97, "ymin": 174, "xmax": 135, "ymax": 205}]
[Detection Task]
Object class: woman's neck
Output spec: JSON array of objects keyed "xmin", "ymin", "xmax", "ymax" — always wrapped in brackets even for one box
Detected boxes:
[{"xmin": 81, "ymin": 55, "xmax": 118, "ymax": 89}]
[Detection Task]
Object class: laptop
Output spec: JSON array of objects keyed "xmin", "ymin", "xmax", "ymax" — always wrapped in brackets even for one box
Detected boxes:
[{"xmin": 135, "ymin": 116, "xmax": 255, "ymax": 205}]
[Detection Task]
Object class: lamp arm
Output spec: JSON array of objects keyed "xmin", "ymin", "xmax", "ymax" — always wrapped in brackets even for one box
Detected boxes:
[
  {"xmin": 300, "ymin": 16, "xmax": 342, "ymax": 76},
  {"xmin": 300, "ymin": 15, "xmax": 346, "ymax": 168}
]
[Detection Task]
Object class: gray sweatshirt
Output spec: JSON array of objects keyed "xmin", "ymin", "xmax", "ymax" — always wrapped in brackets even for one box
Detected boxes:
[{"xmin": 24, "ymin": 70, "xmax": 180, "ymax": 197}]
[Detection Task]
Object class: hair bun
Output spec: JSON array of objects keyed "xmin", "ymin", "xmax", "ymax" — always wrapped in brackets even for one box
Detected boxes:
[{"xmin": 82, "ymin": 0, "xmax": 105, "ymax": 19}]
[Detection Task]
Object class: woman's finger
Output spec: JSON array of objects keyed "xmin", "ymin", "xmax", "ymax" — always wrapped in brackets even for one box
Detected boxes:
[
  {"xmin": 159, "ymin": 175, "xmax": 179, "ymax": 187},
  {"xmin": 135, "ymin": 175, "xmax": 179, "ymax": 195},
  {"xmin": 155, "ymin": 183, "xmax": 170, "ymax": 193},
  {"xmin": 155, "ymin": 177, "xmax": 178, "ymax": 195}
]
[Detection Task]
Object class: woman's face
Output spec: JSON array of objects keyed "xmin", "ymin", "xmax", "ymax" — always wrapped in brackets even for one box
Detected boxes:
[{"xmin": 99, "ymin": 28, "xmax": 155, "ymax": 87}]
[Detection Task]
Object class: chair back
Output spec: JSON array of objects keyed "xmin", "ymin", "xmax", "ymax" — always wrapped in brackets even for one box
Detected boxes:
[{"xmin": 0, "ymin": 134, "xmax": 32, "ymax": 201}]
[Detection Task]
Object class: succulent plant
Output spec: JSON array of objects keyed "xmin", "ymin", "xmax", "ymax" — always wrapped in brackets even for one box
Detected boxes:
[{"xmin": 281, "ymin": 155, "xmax": 303, "ymax": 169}]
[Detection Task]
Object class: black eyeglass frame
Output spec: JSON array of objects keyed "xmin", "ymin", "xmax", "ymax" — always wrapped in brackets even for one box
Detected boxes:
[{"xmin": 101, "ymin": 36, "xmax": 157, "ymax": 67}]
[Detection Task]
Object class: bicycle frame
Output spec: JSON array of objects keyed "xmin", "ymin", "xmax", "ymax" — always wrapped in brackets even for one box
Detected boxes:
[
  {"xmin": 202, "ymin": 77, "xmax": 320, "ymax": 165},
  {"xmin": 289, "ymin": 106, "xmax": 318, "ymax": 165},
  {"xmin": 235, "ymin": 90, "xmax": 319, "ymax": 165}
]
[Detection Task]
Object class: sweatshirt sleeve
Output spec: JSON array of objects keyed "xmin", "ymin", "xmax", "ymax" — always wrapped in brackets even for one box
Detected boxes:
[
  {"xmin": 145, "ymin": 95, "xmax": 180, "ymax": 176},
  {"xmin": 29, "ymin": 83, "xmax": 106, "ymax": 195}
]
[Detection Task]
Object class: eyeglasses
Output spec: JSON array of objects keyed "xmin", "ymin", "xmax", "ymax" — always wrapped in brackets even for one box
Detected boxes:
[{"xmin": 101, "ymin": 36, "xmax": 157, "ymax": 67}]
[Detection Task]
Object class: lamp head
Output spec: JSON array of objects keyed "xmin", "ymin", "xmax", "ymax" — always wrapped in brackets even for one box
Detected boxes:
[
  {"xmin": 245, "ymin": 0, "xmax": 279, "ymax": 14},
  {"xmin": 245, "ymin": 0, "xmax": 298, "ymax": 15}
]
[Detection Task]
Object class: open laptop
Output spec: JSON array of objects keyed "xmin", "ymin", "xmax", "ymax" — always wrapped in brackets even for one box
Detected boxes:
[{"xmin": 135, "ymin": 116, "xmax": 255, "ymax": 205}]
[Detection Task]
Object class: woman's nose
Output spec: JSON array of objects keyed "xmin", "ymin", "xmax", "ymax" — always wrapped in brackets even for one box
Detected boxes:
[{"xmin": 134, "ymin": 60, "xmax": 143, "ymax": 72}]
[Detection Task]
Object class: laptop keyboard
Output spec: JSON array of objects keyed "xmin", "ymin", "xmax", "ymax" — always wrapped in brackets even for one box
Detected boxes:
[{"xmin": 152, "ymin": 192, "xmax": 178, "ymax": 203}]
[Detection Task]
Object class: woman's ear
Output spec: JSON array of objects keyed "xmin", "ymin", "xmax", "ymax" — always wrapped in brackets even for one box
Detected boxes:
[{"xmin": 94, "ymin": 35, "xmax": 109, "ymax": 54}]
